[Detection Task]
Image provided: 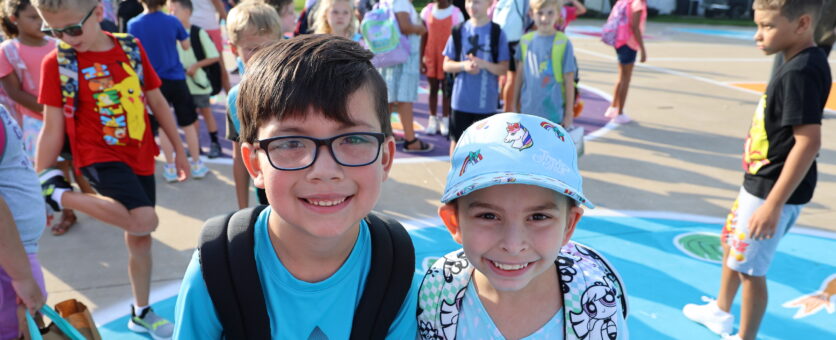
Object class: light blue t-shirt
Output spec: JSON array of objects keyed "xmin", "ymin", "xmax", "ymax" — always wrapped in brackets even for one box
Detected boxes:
[
  {"xmin": 0, "ymin": 106, "xmax": 45, "ymax": 254},
  {"xmin": 457, "ymin": 280, "xmax": 565, "ymax": 339},
  {"xmin": 443, "ymin": 21, "xmax": 510, "ymax": 114},
  {"xmin": 173, "ymin": 208, "xmax": 420, "ymax": 339},
  {"xmin": 517, "ymin": 34, "xmax": 577, "ymax": 123},
  {"xmin": 225, "ymin": 58, "xmax": 245, "ymax": 140},
  {"xmin": 127, "ymin": 12, "xmax": 189, "ymax": 80}
]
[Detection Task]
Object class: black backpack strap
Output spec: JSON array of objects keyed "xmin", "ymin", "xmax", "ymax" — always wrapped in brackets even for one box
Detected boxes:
[
  {"xmin": 190, "ymin": 25, "xmax": 206, "ymax": 62},
  {"xmin": 490, "ymin": 22, "xmax": 501, "ymax": 63},
  {"xmin": 199, "ymin": 205, "xmax": 270, "ymax": 340},
  {"xmin": 452, "ymin": 22, "xmax": 463, "ymax": 62},
  {"xmin": 350, "ymin": 212, "xmax": 415, "ymax": 340}
]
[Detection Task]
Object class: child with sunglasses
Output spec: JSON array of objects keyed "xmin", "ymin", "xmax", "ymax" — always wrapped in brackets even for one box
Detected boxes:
[{"xmin": 32, "ymin": 0, "xmax": 190, "ymax": 338}]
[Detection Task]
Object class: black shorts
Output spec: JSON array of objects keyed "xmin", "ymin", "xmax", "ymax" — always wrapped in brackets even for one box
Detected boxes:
[
  {"xmin": 508, "ymin": 41, "xmax": 519, "ymax": 72},
  {"xmin": 81, "ymin": 162, "xmax": 156, "ymax": 210},
  {"xmin": 450, "ymin": 109, "xmax": 497, "ymax": 142},
  {"xmin": 616, "ymin": 45, "xmax": 637, "ymax": 65},
  {"xmin": 160, "ymin": 78, "xmax": 197, "ymax": 127}
]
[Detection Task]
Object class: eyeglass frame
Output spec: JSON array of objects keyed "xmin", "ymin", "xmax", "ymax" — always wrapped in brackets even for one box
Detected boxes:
[
  {"xmin": 41, "ymin": 5, "xmax": 96, "ymax": 38},
  {"xmin": 256, "ymin": 132, "xmax": 387, "ymax": 171}
]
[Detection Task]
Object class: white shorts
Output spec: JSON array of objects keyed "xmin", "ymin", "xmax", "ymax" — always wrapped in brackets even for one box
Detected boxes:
[{"xmin": 722, "ymin": 187, "xmax": 803, "ymax": 276}]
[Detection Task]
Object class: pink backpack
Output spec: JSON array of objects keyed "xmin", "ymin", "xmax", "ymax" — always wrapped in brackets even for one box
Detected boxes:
[
  {"xmin": 0, "ymin": 39, "xmax": 39, "ymax": 125},
  {"xmin": 601, "ymin": 0, "xmax": 630, "ymax": 47}
]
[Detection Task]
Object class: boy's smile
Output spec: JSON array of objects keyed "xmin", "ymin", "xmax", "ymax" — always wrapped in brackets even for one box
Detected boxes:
[
  {"xmin": 442, "ymin": 184, "xmax": 582, "ymax": 292},
  {"xmin": 244, "ymin": 86, "xmax": 394, "ymax": 242}
]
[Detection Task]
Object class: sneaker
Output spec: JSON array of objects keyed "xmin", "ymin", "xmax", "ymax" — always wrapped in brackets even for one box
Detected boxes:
[
  {"xmin": 426, "ymin": 115, "xmax": 439, "ymax": 135},
  {"xmin": 127, "ymin": 306, "xmax": 173, "ymax": 340},
  {"xmin": 439, "ymin": 116, "xmax": 449, "ymax": 136},
  {"xmin": 612, "ymin": 114, "xmax": 632, "ymax": 124},
  {"xmin": 683, "ymin": 297, "xmax": 734, "ymax": 335},
  {"xmin": 191, "ymin": 160, "xmax": 210, "ymax": 179},
  {"xmin": 208, "ymin": 141, "xmax": 222, "ymax": 159},
  {"xmin": 162, "ymin": 164, "xmax": 178, "ymax": 183},
  {"xmin": 604, "ymin": 106, "xmax": 619, "ymax": 119},
  {"xmin": 40, "ymin": 168, "xmax": 72, "ymax": 212}
]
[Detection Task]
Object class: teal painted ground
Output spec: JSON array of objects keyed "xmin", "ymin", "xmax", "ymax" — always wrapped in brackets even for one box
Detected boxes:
[{"xmin": 100, "ymin": 215, "xmax": 836, "ymax": 339}]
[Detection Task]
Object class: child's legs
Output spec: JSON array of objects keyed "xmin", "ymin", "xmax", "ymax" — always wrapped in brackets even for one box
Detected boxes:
[
  {"xmin": 0, "ymin": 254, "xmax": 46, "ymax": 339},
  {"xmin": 67, "ymin": 162, "xmax": 159, "ymax": 235},
  {"xmin": 183, "ymin": 123, "xmax": 201, "ymax": 162},
  {"xmin": 427, "ymin": 77, "xmax": 440, "ymax": 117},
  {"xmin": 441, "ymin": 75, "xmax": 452, "ymax": 118},
  {"xmin": 502, "ymin": 41, "xmax": 520, "ymax": 112},
  {"xmin": 396, "ymin": 102, "xmax": 416, "ymax": 140},
  {"xmin": 738, "ymin": 273, "xmax": 767, "ymax": 340},
  {"xmin": 196, "ymin": 97, "xmax": 217, "ymax": 133},
  {"xmin": 160, "ymin": 79, "xmax": 199, "ymax": 160},
  {"xmin": 125, "ymin": 232, "xmax": 153, "ymax": 307},
  {"xmin": 382, "ymin": 54, "xmax": 419, "ymax": 139},
  {"xmin": 615, "ymin": 63, "xmax": 634, "ymax": 113},
  {"xmin": 158, "ymin": 132, "xmax": 176, "ymax": 164}
]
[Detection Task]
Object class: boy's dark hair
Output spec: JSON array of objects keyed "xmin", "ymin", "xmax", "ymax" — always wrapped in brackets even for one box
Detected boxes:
[
  {"xmin": 139, "ymin": 0, "xmax": 167, "ymax": 10},
  {"xmin": 260, "ymin": 0, "xmax": 293, "ymax": 14},
  {"xmin": 754, "ymin": 0, "xmax": 823, "ymax": 23},
  {"xmin": 238, "ymin": 34, "xmax": 391, "ymax": 144},
  {"xmin": 170, "ymin": 0, "xmax": 192, "ymax": 11},
  {"xmin": 1, "ymin": 0, "xmax": 31, "ymax": 38}
]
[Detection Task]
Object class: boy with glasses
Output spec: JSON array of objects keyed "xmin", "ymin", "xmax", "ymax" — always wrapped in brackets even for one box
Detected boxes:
[
  {"xmin": 174, "ymin": 35, "xmax": 419, "ymax": 339},
  {"xmin": 33, "ymin": 0, "xmax": 190, "ymax": 338}
]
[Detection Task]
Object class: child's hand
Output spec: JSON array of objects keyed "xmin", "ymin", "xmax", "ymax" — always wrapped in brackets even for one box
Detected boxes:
[
  {"xmin": 748, "ymin": 203, "xmax": 780, "ymax": 240},
  {"xmin": 640, "ymin": 48, "xmax": 647, "ymax": 63},
  {"xmin": 468, "ymin": 54, "xmax": 489, "ymax": 69},
  {"xmin": 12, "ymin": 277, "xmax": 45, "ymax": 317},
  {"xmin": 174, "ymin": 153, "xmax": 191, "ymax": 181},
  {"xmin": 187, "ymin": 64, "xmax": 199, "ymax": 77},
  {"xmin": 421, "ymin": 59, "xmax": 427, "ymax": 75}
]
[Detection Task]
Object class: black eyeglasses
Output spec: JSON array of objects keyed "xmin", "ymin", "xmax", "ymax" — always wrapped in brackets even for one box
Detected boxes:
[
  {"xmin": 257, "ymin": 132, "xmax": 386, "ymax": 171},
  {"xmin": 41, "ymin": 6, "xmax": 96, "ymax": 38}
]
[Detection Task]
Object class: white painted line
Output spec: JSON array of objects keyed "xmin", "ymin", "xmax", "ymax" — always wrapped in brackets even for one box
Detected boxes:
[
  {"xmin": 576, "ymin": 84, "xmax": 617, "ymax": 142},
  {"xmin": 92, "ymin": 280, "xmax": 182, "ymax": 326}
]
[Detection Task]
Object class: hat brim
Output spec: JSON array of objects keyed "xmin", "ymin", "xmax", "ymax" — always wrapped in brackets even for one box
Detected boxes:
[{"xmin": 440, "ymin": 171, "xmax": 594, "ymax": 208}]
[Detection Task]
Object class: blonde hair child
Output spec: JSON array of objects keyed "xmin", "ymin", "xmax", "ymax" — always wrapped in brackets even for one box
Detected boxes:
[{"xmin": 313, "ymin": 0, "xmax": 359, "ymax": 40}]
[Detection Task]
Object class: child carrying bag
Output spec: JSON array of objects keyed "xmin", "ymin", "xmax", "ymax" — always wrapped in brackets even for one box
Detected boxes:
[
  {"xmin": 361, "ymin": 0, "xmax": 410, "ymax": 68},
  {"xmin": 601, "ymin": 0, "xmax": 630, "ymax": 47}
]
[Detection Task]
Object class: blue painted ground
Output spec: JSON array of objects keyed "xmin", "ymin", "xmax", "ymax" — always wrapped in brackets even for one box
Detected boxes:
[
  {"xmin": 672, "ymin": 28, "xmax": 756, "ymax": 41},
  {"xmin": 99, "ymin": 215, "xmax": 836, "ymax": 339}
]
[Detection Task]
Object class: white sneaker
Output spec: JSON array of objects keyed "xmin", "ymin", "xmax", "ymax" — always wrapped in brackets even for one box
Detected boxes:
[
  {"xmin": 191, "ymin": 160, "xmax": 210, "ymax": 179},
  {"xmin": 426, "ymin": 115, "xmax": 439, "ymax": 135},
  {"xmin": 683, "ymin": 297, "xmax": 734, "ymax": 335},
  {"xmin": 162, "ymin": 164, "xmax": 178, "ymax": 183},
  {"xmin": 439, "ymin": 116, "xmax": 449, "ymax": 136},
  {"xmin": 612, "ymin": 113, "xmax": 632, "ymax": 124},
  {"xmin": 604, "ymin": 106, "xmax": 619, "ymax": 119}
]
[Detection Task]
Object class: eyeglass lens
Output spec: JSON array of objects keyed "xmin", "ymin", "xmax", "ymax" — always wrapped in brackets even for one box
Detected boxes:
[{"xmin": 263, "ymin": 133, "xmax": 382, "ymax": 170}]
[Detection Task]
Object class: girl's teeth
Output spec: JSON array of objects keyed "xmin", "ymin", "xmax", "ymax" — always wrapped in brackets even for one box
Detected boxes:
[
  {"xmin": 492, "ymin": 261, "xmax": 529, "ymax": 271},
  {"xmin": 308, "ymin": 198, "xmax": 345, "ymax": 206}
]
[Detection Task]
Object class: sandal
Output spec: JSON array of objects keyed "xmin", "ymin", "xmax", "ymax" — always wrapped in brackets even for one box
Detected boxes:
[
  {"xmin": 402, "ymin": 137, "xmax": 434, "ymax": 153},
  {"xmin": 51, "ymin": 209, "xmax": 77, "ymax": 236}
]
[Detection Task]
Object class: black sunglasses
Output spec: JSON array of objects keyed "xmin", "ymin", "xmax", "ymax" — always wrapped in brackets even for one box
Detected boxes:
[{"xmin": 41, "ymin": 6, "xmax": 96, "ymax": 38}]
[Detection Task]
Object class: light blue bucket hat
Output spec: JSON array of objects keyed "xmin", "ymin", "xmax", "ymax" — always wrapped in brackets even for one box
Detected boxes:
[{"xmin": 441, "ymin": 113, "xmax": 593, "ymax": 208}]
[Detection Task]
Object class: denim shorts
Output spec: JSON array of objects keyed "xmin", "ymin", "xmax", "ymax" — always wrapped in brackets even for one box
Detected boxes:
[
  {"xmin": 616, "ymin": 45, "xmax": 637, "ymax": 65},
  {"xmin": 722, "ymin": 187, "xmax": 803, "ymax": 276}
]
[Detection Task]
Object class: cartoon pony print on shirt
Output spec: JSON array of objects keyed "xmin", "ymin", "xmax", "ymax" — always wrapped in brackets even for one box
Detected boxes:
[
  {"xmin": 743, "ymin": 95, "xmax": 771, "ymax": 174},
  {"xmin": 88, "ymin": 61, "xmax": 146, "ymax": 146},
  {"xmin": 570, "ymin": 279, "xmax": 619, "ymax": 340},
  {"xmin": 504, "ymin": 122, "xmax": 533, "ymax": 150}
]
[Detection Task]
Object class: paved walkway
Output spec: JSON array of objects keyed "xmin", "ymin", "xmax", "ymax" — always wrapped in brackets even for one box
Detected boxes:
[{"xmin": 33, "ymin": 20, "xmax": 836, "ymax": 339}]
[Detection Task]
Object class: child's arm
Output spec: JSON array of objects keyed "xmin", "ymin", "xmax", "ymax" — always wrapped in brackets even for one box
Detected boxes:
[
  {"xmin": 630, "ymin": 9, "xmax": 646, "ymax": 63},
  {"xmin": 443, "ymin": 56, "xmax": 479, "ymax": 75},
  {"xmin": 562, "ymin": 71, "xmax": 575, "ymax": 128},
  {"xmin": 395, "ymin": 12, "xmax": 427, "ymax": 35},
  {"xmin": 748, "ymin": 124, "xmax": 821, "ymax": 240},
  {"xmin": 211, "ymin": 0, "xmax": 228, "ymax": 21},
  {"xmin": 0, "ymin": 196, "xmax": 45, "ymax": 317},
  {"xmin": 0, "ymin": 73, "xmax": 42, "ymax": 117},
  {"xmin": 186, "ymin": 56, "xmax": 221, "ymax": 77},
  {"xmin": 420, "ymin": 29, "xmax": 428, "ymax": 75},
  {"xmin": 146, "ymin": 89, "xmax": 191, "ymax": 180},
  {"xmin": 180, "ymin": 38, "xmax": 191, "ymax": 51},
  {"xmin": 468, "ymin": 55, "xmax": 508, "ymax": 76},
  {"xmin": 570, "ymin": 0, "xmax": 587, "ymax": 15},
  {"xmin": 34, "ymin": 105, "xmax": 65, "ymax": 172},
  {"xmin": 232, "ymin": 141, "xmax": 250, "ymax": 209}
]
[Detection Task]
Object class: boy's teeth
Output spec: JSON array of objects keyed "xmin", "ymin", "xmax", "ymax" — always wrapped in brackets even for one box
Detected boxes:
[
  {"xmin": 492, "ymin": 261, "xmax": 529, "ymax": 271},
  {"xmin": 307, "ymin": 198, "xmax": 346, "ymax": 207}
]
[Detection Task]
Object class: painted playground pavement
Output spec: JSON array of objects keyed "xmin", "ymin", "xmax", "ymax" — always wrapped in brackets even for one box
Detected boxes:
[{"xmin": 97, "ymin": 213, "xmax": 836, "ymax": 339}]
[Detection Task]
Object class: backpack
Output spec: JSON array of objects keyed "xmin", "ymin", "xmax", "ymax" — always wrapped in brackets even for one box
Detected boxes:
[
  {"xmin": 417, "ymin": 242, "xmax": 629, "ymax": 339},
  {"xmin": 361, "ymin": 1, "xmax": 411, "ymax": 68},
  {"xmin": 57, "ymin": 33, "xmax": 145, "ymax": 170},
  {"xmin": 451, "ymin": 21, "xmax": 501, "ymax": 64},
  {"xmin": 519, "ymin": 31, "xmax": 571, "ymax": 95},
  {"xmin": 189, "ymin": 25, "xmax": 222, "ymax": 96},
  {"xmin": 0, "ymin": 38, "xmax": 44, "ymax": 125},
  {"xmin": 601, "ymin": 0, "xmax": 630, "ymax": 47},
  {"xmin": 199, "ymin": 205, "xmax": 416, "ymax": 339}
]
